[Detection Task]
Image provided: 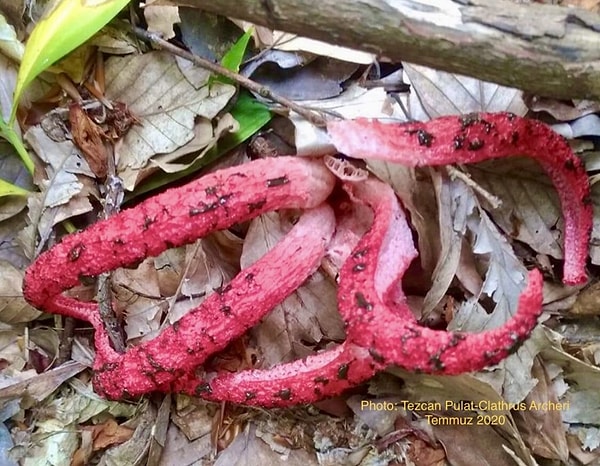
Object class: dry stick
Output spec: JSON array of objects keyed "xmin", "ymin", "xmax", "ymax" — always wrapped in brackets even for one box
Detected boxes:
[
  {"xmin": 97, "ymin": 142, "xmax": 126, "ymax": 353},
  {"xmin": 131, "ymin": 27, "xmax": 327, "ymax": 127}
]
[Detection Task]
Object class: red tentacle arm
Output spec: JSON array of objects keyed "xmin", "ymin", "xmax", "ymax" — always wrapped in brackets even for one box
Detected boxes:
[
  {"xmin": 175, "ymin": 343, "xmax": 377, "ymax": 407},
  {"xmin": 327, "ymin": 112, "xmax": 592, "ymax": 285},
  {"xmin": 172, "ymin": 177, "xmax": 414, "ymax": 407},
  {"xmin": 176, "ymin": 176, "xmax": 542, "ymax": 407},
  {"xmin": 339, "ymin": 179, "xmax": 544, "ymax": 374},
  {"xmin": 22, "ymin": 157, "xmax": 337, "ymax": 398}
]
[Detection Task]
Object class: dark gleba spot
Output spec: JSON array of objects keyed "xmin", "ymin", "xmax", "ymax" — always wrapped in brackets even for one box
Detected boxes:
[
  {"xmin": 276, "ymin": 388, "xmax": 292, "ymax": 400},
  {"xmin": 564, "ymin": 159, "xmax": 577, "ymax": 171},
  {"xmin": 355, "ymin": 292, "xmax": 373, "ymax": 311},
  {"xmin": 143, "ymin": 216, "xmax": 155, "ymax": 230},
  {"xmin": 245, "ymin": 391, "xmax": 256, "ymax": 401},
  {"xmin": 429, "ymin": 354, "xmax": 445, "ymax": 371},
  {"xmin": 266, "ymin": 176, "xmax": 289, "ymax": 188},
  {"xmin": 468, "ymin": 138, "xmax": 484, "ymax": 151},
  {"xmin": 220, "ymin": 305, "xmax": 232, "ymax": 316},
  {"xmin": 314, "ymin": 376, "xmax": 329, "ymax": 385},
  {"xmin": 337, "ymin": 363, "xmax": 349, "ymax": 380},
  {"xmin": 248, "ymin": 198, "xmax": 267, "ymax": 212},
  {"xmin": 218, "ymin": 194, "xmax": 232, "ymax": 205},
  {"xmin": 353, "ymin": 248, "xmax": 368, "ymax": 259},
  {"xmin": 195, "ymin": 383, "xmax": 212, "ymax": 394},
  {"xmin": 417, "ymin": 129, "xmax": 434, "ymax": 147},
  {"xmin": 189, "ymin": 202, "xmax": 218, "ymax": 216},
  {"xmin": 460, "ymin": 113, "xmax": 480, "ymax": 129},
  {"xmin": 215, "ymin": 284, "xmax": 232, "ymax": 295},
  {"xmin": 453, "ymin": 135, "xmax": 465, "ymax": 150},
  {"xmin": 68, "ymin": 243, "xmax": 85, "ymax": 261}
]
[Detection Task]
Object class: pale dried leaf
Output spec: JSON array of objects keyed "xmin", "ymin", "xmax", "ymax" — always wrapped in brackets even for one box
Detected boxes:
[
  {"xmin": 0, "ymin": 260, "xmax": 40, "ymax": 323},
  {"xmin": 24, "ymin": 418, "xmax": 79, "ymax": 466},
  {"xmin": 89, "ymin": 25, "xmax": 139, "ymax": 55},
  {"xmin": 405, "ymin": 64, "xmax": 527, "ymax": 120},
  {"xmin": 0, "ymin": 210, "xmax": 29, "ymax": 269},
  {"xmin": 114, "ymin": 258, "xmax": 165, "ymax": 342},
  {"xmin": 171, "ymin": 396, "xmax": 213, "ymax": 440},
  {"xmin": 271, "ymin": 31, "xmax": 374, "ymax": 64},
  {"xmin": 469, "ymin": 158, "xmax": 565, "ymax": 261},
  {"xmin": 99, "ymin": 404, "xmax": 156, "ymax": 466},
  {"xmin": 0, "ymin": 14, "xmax": 24, "ymax": 63},
  {"xmin": 151, "ymin": 113, "xmax": 239, "ymax": 173},
  {"xmin": 0, "ymin": 361, "xmax": 86, "ymax": 405},
  {"xmin": 588, "ymin": 175, "xmax": 600, "ymax": 265},
  {"xmin": 215, "ymin": 424, "xmax": 318, "ymax": 466},
  {"xmin": 390, "ymin": 370, "xmax": 533, "ymax": 463},
  {"xmin": 242, "ymin": 212, "xmax": 342, "ymax": 366},
  {"xmin": 571, "ymin": 281, "xmax": 600, "ymax": 315},
  {"xmin": 162, "ymin": 421, "xmax": 212, "ymax": 463},
  {"xmin": 104, "ymin": 52, "xmax": 235, "ymax": 188},
  {"xmin": 514, "ymin": 358, "xmax": 569, "ymax": 462},
  {"xmin": 0, "ymin": 48, "xmax": 18, "ymax": 121},
  {"xmin": 422, "ymin": 173, "xmax": 474, "ymax": 315},
  {"xmin": 525, "ymin": 95, "xmax": 600, "ymax": 121},
  {"xmin": 0, "ymin": 322, "xmax": 27, "ymax": 370},
  {"xmin": 163, "ymin": 232, "xmax": 241, "ymax": 324},
  {"xmin": 144, "ymin": 5, "xmax": 180, "ymax": 40},
  {"xmin": 23, "ymin": 126, "xmax": 96, "ymax": 255}
]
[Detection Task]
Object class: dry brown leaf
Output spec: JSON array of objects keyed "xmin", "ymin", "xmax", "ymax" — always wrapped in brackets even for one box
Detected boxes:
[
  {"xmin": 0, "ymin": 260, "xmax": 41, "ymax": 323},
  {"xmin": 214, "ymin": 424, "xmax": 318, "ymax": 466},
  {"xmin": 90, "ymin": 418, "xmax": 135, "ymax": 450},
  {"xmin": 514, "ymin": 358, "xmax": 569, "ymax": 462},
  {"xmin": 404, "ymin": 64, "xmax": 527, "ymax": 120},
  {"xmin": 242, "ymin": 212, "xmax": 342, "ymax": 366},
  {"xmin": 103, "ymin": 51, "xmax": 236, "ymax": 189},
  {"xmin": 68, "ymin": 103, "xmax": 108, "ymax": 179}
]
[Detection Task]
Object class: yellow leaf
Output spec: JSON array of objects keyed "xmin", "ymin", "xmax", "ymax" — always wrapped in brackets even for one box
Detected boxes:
[{"xmin": 11, "ymin": 0, "xmax": 130, "ymax": 122}]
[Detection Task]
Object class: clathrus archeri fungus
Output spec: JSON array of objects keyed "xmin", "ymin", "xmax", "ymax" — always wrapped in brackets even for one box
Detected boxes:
[{"xmin": 23, "ymin": 112, "xmax": 592, "ymax": 407}]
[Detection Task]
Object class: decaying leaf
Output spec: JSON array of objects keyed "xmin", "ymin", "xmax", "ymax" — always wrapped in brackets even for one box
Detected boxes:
[
  {"xmin": 68, "ymin": 103, "xmax": 108, "ymax": 179},
  {"xmin": 103, "ymin": 51, "xmax": 236, "ymax": 189},
  {"xmin": 404, "ymin": 63, "xmax": 527, "ymax": 120},
  {"xmin": 0, "ymin": 260, "xmax": 39, "ymax": 324},
  {"xmin": 22, "ymin": 126, "xmax": 96, "ymax": 256},
  {"xmin": 242, "ymin": 212, "xmax": 342, "ymax": 366}
]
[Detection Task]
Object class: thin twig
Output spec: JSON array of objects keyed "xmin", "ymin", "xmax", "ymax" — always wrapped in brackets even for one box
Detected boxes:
[
  {"xmin": 131, "ymin": 27, "xmax": 328, "ymax": 127},
  {"xmin": 446, "ymin": 165, "xmax": 503, "ymax": 209},
  {"xmin": 97, "ymin": 143, "xmax": 127, "ymax": 353}
]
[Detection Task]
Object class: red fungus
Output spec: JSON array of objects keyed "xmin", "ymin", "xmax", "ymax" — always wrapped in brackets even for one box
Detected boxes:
[
  {"xmin": 327, "ymin": 112, "xmax": 592, "ymax": 285},
  {"xmin": 187, "ymin": 178, "xmax": 543, "ymax": 407},
  {"xmin": 21, "ymin": 112, "xmax": 591, "ymax": 407},
  {"xmin": 23, "ymin": 157, "xmax": 337, "ymax": 398}
]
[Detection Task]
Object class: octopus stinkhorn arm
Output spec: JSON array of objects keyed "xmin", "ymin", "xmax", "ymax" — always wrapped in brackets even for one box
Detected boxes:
[
  {"xmin": 22, "ymin": 157, "xmax": 337, "ymax": 398},
  {"xmin": 340, "ymin": 178, "xmax": 544, "ymax": 374},
  {"xmin": 183, "ymin": 177, "xmax": 542, "ymax": 406},
  {"xmin": 327, "ymin": 112, "xmax": 592, "ymax": 285}
]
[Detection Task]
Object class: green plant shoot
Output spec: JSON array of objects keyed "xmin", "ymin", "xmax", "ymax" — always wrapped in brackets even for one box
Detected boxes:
[{"xmin": 11, "ymin": 0, "xmax": 130, "ymax": 122}]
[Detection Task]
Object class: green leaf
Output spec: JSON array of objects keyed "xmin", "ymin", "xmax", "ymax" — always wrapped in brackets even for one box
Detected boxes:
[
  {"xmin": 0, "ymin": 118, "xmax": 34, "ymax": 174},
  {"xmin": 11, "ymin": 0, "xmax": 130, "ymax": 122},
  {"xmin": 214, "ymin": 28, "xmax": 253, "ymax": 85},
  {"xmin": 130, "ymin": 91, "xmax": 272, "ymax": 198},
  {"xmin": 221, "ymin": 28, "xmax": 252, "ymax": 72},
  {"xmin": 0, "ymin": 177, "xmax": 30, "ymax": 197}
]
